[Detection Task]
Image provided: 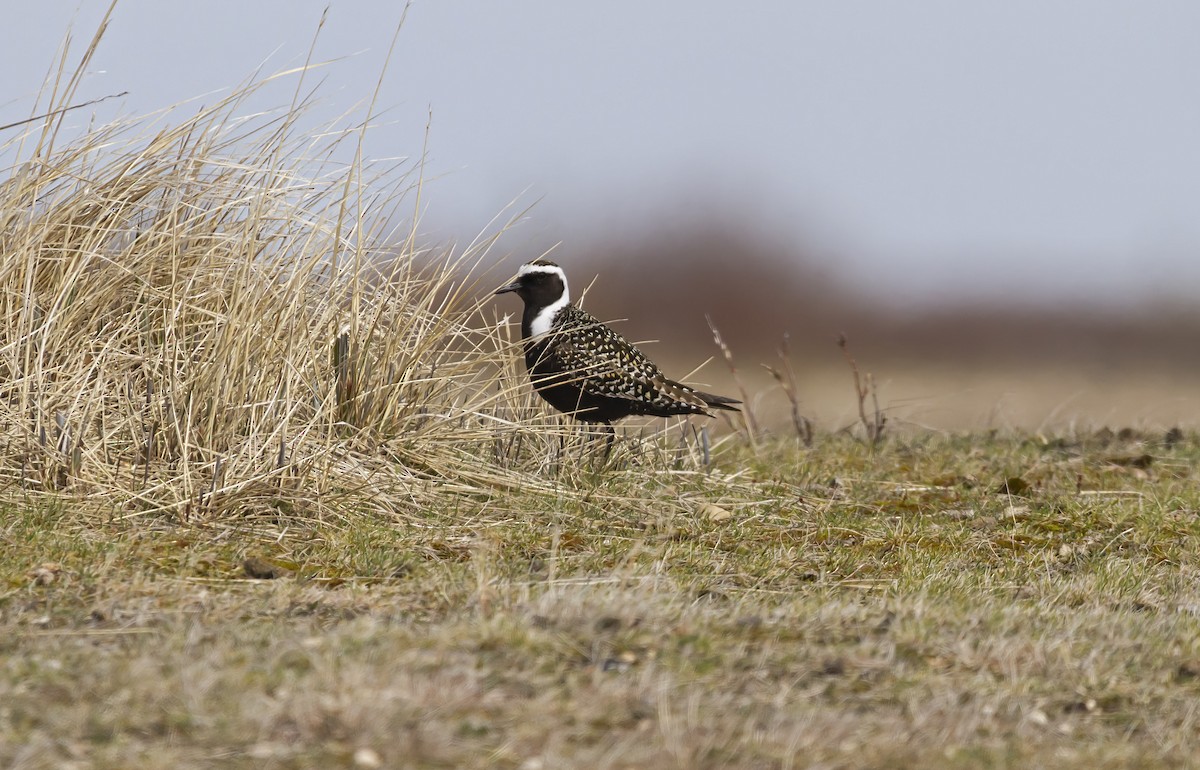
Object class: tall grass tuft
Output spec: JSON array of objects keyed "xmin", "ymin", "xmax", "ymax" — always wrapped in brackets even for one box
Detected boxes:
[
  {"xmin": 0, "ymin": 63, "xmax": 527, "ymax": 522},
  {"xmin": 0, "ymin": 65, "xmax": 740, "ymax": 533}
]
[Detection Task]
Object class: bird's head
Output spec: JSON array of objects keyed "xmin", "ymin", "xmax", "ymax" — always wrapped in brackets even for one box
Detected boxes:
[{"xmin": 494, "ymin": 259, "xmax": 570, "ymax": 308}]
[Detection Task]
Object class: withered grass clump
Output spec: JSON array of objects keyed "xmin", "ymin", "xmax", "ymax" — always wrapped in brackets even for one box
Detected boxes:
[{"xmin": 0, "ymin": 73, "xmax": 601, "ymax": 526}]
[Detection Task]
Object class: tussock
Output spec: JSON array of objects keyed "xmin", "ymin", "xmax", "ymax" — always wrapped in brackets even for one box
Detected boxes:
[{"xmin": 0, "ymin": 65, "xmax": 736, "ymax": 532}]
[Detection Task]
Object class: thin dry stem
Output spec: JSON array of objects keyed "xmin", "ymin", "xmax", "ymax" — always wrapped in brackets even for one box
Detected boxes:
[
  {"xmin": 836, "ymin": 333, "xmax": 885, "ymax": 447},
  {"xmin": 706, "ymin": 315, "xmax": 758, "ymax": 449},
  {"xmin": 763, "ymin": 333, "xmax": 814, "ymax": 447}
]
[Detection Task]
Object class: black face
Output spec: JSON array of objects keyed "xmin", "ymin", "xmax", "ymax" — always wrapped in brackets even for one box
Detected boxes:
[{"xmin": 495, "ymin": 267, "xmax": 566, "ymax": 309}]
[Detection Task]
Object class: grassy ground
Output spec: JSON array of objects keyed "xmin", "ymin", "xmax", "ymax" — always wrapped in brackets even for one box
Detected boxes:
[{"xmin": 4, "ymin": 428, "xmax": 1200, "ymax": 769}]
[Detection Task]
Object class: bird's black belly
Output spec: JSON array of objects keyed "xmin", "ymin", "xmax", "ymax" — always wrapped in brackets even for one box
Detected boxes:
[
  {"xmin": 524, "ymin": 346, "xmax": 629, "ymax": 423},
  {"xmin": 525, "ymin": 361, "xmax": 620, "ymax": 422},
  {"xmin": 533, "ymin": 381, "xmax": 629, "ymax": 423}
]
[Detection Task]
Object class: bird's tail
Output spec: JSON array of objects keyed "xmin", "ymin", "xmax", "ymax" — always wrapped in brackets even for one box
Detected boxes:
[{"xmin": 695, "ymin": 390, "xmax": 740, "ymax": 412}]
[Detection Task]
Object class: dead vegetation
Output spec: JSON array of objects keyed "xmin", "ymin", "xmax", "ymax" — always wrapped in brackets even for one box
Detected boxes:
[{"xmin": 0, "ymin": 24, "xmax": 634, "ymax": 528}]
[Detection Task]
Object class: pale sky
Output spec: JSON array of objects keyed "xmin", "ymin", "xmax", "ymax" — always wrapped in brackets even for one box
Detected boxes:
[{"xmin": 5, "ymin": 1, "xmax": 1200, "ymax": 305}]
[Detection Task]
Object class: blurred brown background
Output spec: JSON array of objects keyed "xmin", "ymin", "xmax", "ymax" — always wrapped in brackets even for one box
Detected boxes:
[{"xmin": 492, "ymin": 217, "xmax": 1199, "ymax": 433}]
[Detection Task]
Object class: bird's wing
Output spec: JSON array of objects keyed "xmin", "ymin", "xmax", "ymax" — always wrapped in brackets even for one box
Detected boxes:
[{"xmin": 546, "ymin": 307, "xmax": 707, "ymax": 409}]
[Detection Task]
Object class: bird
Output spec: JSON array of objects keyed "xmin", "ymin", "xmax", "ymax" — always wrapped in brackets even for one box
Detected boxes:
[{"xmin": 494, "ymin": 259, "xmax": 739, "ymax": 446}]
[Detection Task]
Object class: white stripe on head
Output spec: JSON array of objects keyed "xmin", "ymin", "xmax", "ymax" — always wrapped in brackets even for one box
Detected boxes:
[{"xmin": 518, "ymin": 261, "xmax": 567, "ymax": 284}]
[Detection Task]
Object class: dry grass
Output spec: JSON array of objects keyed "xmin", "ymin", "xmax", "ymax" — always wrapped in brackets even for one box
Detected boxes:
[
  {"xmin": 4, "ymin": 23, "xmax": 1200, "ymax": 770},
  {"xmin": 0, "ymin": 25, "xmax": 638, "ymax": 529}
]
